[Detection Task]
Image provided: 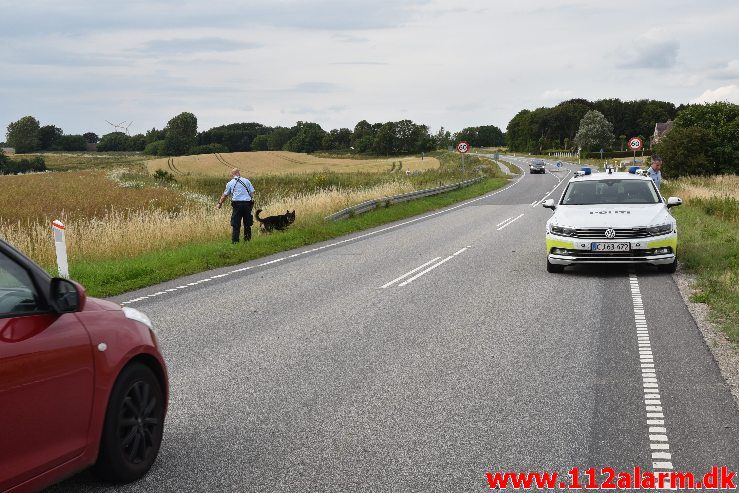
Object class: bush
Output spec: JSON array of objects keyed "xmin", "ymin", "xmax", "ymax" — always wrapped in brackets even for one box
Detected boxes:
[
  {"xmin": 97, "ymin": 132, "xmax": 130, "ymax": 152},
  {"xmin": 0, "ymin": 156, "xmax": 47, "ymax": 175},
  {"xmin": 153, "ymin": 169, "xmax": 176, "ymax": 183},
  {"xmin": 144, "ymin": 140, "xmax": 166, "ymax": 156},
  {"xmin": 654, "ymin": 126, "xmax": 720, "ymax": 177},
  {"xmin": 188, "ymin": 143, "xmax": 229, "ymax": 155}
]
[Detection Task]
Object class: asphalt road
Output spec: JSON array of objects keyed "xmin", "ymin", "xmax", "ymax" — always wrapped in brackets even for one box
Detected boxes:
[{"xmin": 50, "ymin": 157, "xmax": 739, "ymax": 492}]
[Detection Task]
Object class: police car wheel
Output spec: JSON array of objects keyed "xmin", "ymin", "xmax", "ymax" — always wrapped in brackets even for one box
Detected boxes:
[
  {"xmin": 547, "ymin": 259, "xmax": 564, "ymax": 273},
  {"xmin": 658, "ymin": 258, "xmax": 677, "ymax": 274}
]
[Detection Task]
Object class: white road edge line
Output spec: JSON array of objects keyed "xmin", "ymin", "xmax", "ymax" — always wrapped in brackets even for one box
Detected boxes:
[
  {"xmin": 121, "ymin": 168, "xmax": 528, "ymax": 305},
  {"xmin": 398, "ymin": 247, "xmax": 469, "ymax": 287},
  {"xmin": 496, "ymin": 213, "xmax": 524, "ymax": 231},
  {"xmin": 380, "ymin": 257, "xmax": 442, "ymax": 289},
  {"xmin": 630, "ymin": 274, "xmax": 674, "ymax": 472}
]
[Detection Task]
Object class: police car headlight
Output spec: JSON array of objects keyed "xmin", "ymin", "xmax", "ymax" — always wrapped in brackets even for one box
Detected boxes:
[
  {"xmin": 551, "ymin": 225, "xmax": 576, "ymax": 237},
  {"xmin": 122, "ymin": 307, "xmax": 153, "ymax": 330},
  {"xmin": 646, "ymin": 224, "xmax": 673, "ymax": 236}
]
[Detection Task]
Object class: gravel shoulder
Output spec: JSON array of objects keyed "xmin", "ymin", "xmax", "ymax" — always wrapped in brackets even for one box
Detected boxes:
[{"xmin": 674, "ymin": 267, "xmax": 739, "ymax": 408}]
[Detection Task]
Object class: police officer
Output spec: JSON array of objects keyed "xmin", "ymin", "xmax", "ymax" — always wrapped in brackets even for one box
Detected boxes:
[
  {"xmin": 647, "ymin": 155, "xmax": 662, "ymax": 189},
  {"xmin": 217, "ymin": 168, "xmax": 256, "ymax": 243}
]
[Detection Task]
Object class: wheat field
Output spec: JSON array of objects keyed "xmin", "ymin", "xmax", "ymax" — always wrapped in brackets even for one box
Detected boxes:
[
  {"xmin": 666, "ymin": 174, "xmax": 739, "ymax": 201},
  {"xmin": 146, "ymin": 151, "xmax": 440, "ymax": 177},
  {"xmin": 0, "ymin": 181, "xmax": 416, "ymax": 267}
]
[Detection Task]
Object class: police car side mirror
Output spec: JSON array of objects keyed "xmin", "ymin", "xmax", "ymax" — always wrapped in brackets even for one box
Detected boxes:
[
  {"xmin": 542, "ymin": 199, "xmax": 556, "ymax": 210},
  {"xmin": 666, "ymin": 197, "xmax": 683, "ymax": 209}
]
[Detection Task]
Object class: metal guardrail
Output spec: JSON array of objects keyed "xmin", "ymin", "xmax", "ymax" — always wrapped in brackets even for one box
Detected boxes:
[{"xmin": 325, "ymin": 176, "xmax": 485, "ymax": 221}]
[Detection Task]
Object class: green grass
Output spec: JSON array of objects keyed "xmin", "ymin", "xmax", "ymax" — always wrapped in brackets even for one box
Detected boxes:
[
  {"xmin": 496, "ymin": 159, "xmax": 522, "ymax": 175},
  {"xmin": 662, "ymin": 184, "xmax": 739, "ymax": 346},
  {"xmin": 67, "ymin": 176, "xmax": 509, "ymax": 297}
]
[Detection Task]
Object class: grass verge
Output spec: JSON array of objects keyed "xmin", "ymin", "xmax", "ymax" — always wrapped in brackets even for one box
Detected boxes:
[
  {"xmin": 662, "ymin": 179, "xmax": 738, "ymax": 347},
  {"xmin": 70, "ymin": 177, "xmax": 509, "ymax": 297}
]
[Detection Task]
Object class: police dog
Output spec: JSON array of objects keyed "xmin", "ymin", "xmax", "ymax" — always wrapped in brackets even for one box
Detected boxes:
[{"xmin": 255, "ymin": 209, "xmax": 296, "ymax": 232}]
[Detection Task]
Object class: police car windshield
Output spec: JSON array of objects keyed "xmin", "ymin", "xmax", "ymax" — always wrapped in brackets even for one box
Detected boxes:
[{"xmin": 561, "ymin": 179, "xmax": 660, "ymax": 205}]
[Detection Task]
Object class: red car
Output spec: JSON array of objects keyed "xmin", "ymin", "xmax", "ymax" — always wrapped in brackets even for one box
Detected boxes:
[{"xmin": 0, "ymin": 239, "xmax": 168, "ymax": 492}]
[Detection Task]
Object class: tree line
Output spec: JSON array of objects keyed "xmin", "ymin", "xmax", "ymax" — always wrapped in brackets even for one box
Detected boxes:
[
  {"xmin": 506, "ymin": 98, "xmax": 678, "ymax": 153},
  {"xmin": 3, "ymin": 114, "xmax": 505, "ymax": 157},
  {"xmin": 508, "ymin": 98, "xmax": 738, "ymax": 176}
]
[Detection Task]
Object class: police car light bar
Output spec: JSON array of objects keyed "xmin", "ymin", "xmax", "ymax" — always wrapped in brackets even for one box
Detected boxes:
[
  {"xmin": 628, "ymin": 166, "xmax": 645, "ymax": 175},
  {"xmin": 580, "ymin": 167, "xmax": 591, "ymax": 175}
]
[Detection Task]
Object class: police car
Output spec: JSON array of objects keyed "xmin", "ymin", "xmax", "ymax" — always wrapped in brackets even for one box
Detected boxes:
[{"xmin": 542, "ymin": 166, "xmax": 682, "ymax": 273}]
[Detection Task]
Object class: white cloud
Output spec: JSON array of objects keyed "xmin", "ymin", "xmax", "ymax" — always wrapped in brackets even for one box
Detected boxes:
[
  {"xmin": 690, "ymin": 85, "xmax": 739, "ymax": 104},
  {"xmin": 540, "ymin": 89, "xmax": 573, "ymax": 101},
  {"xmin": 708, "ymin": 60, "xmax": 739, "ymax": 80},
  {"xmin": 616, "ymin": 28, "xmax": 679, "ymax": 69}
]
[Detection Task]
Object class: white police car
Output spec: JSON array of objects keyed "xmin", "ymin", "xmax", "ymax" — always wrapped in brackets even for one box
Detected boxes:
[{"xmin": 543, "ymin": 166, "xmax": 682, "ymax": 273}]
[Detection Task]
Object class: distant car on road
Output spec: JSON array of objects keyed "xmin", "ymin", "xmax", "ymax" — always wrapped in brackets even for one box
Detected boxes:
[
  {"xmin": 0, "ymin": 239, "xmax": 168, "ymax": 491},
  {"xmin": 529, "ymin": 160, "xmax": 546, "ymax": 174},
  {"xmin": 542, "ymin": 167, "xmax": 682, "ymax": 273}
]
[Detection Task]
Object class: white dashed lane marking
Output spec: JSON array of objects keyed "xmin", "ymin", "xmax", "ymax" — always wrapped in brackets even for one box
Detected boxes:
[
  {"xmin": 630, "ymin": 274, "xmax": 674, "ymax": 471},
  {"xmin": 496, "ymin": 214, "xmax": 524, "ymax": 231}
]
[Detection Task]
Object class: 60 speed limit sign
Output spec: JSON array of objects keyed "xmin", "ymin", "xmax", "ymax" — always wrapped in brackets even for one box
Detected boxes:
[
  {"xmin": 456, "ymin": 141, "xmax": 470, "ymax": 153},
  {"xmin": 628, "ymin": 137, "xmax": 643, "ymax": 151}
]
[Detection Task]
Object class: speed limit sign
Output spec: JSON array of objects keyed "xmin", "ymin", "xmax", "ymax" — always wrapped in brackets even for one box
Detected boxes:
[
  {"xmin": 456, "ymin": 141, "xmax": 470, "ymax": 153},
  {"xmin": 628, "ymin": 137, "xmax": 643, "ymax": 151}
]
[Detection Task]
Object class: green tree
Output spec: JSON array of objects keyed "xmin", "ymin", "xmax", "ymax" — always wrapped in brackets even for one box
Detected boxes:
[
  {"xmin": 655, "ymin": 102, "xmax": 739, "ymax": 176},
  {"xmin": 83, "ymin": 132, "xmax": 99, "ymax": 144},
  {"xmin": 38, "ymin": 125, "xmax": 63, "ymax": 150},
  {"xmin": 164, "ymin": 112, "xmax": 198, "ymax": 156},
  {"xmin": 145, "ymin": 128, "xmax": 166, "ymax": 145},
  {"xmin": 198, "ymin": 122, "xmax": 268, "ymax": 152},
  {"xmin": 6, "ymin": 116, "xmax": 40, "ymax": 153},
  {"xmin": 284, "ymin": 121, "xmax": 326, "ymax": 153},
  {"xmin": 322, "ymin": 128, "xmax": 352, "ymax": 150},
  {"xmin": 434, "ymin": 127, "xmax": 453, "ymax": 149},
  {"xmin": 268, "ymin": 127, "xmax": 292, "ymax": 151},
  {"xmin": 251, "ymin": 134, "xmax": 269, "ymax": 151},
  {"xmin": 573, "ymin": 110, "xmax": 615, "ymax": 152},
  {"xmin": 54, "ymin": 135, "xmax": 87, "ymax": 151},
  {"xmin": 506, "ymin": 110, "xmax": 537, "ymax": 152},
  {"xmin": 654, "ymin": 126, "xmax": 718, "ymax": 177},
  {"xmin": 373, "ymin": 122, "xmax": 396, "ymax": 155},
  {"xmin": 97, "ymin": 132, "xmax": 131, "ymax": 152}
]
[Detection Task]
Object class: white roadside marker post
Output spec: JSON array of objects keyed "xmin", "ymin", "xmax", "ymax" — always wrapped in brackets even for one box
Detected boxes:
[{"xmin": 52, "ymin": 220, "xmax": 69, "ymax": 279}]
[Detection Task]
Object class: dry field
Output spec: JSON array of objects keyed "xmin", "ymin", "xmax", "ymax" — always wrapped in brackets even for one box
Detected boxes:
[
  {"xmin": 666, "ymin": 174, "xmax": 739, "ymax": 201},
  {"xmin": 0, "ymin": 170, "xmax": 184, "ymax": 224},
  {"xmin": 1, "ymin": 182, "xmax": 415, "ymax": 267},
  {"xmin": 10, "ymin": 152, "xmax": 147, "ymax": 171},
  {"xmin": 146, "ymin": 151, "xmax": 440, "ymax": 177}
]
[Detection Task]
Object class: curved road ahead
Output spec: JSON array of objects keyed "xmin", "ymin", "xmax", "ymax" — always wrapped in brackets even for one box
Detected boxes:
[{"xmin": 52, "ymin": 157, "xmax": 738, "ymax": 492}]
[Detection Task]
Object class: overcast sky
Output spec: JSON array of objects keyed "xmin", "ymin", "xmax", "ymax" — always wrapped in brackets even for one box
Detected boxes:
[{"xmin": 2, "ymin": 0, "xmax": 738, "ymax": 138}]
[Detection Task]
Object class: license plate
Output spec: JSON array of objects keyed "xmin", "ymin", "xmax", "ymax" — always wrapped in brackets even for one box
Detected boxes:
[{"xmin": 591, "ymin": 242, "xmax": 630, "ymax": 252}]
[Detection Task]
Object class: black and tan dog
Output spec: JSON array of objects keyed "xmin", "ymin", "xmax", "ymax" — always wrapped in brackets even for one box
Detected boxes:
[{"xmin": 255, "ymin": 209, "xmax": 296, "ymax": 232}]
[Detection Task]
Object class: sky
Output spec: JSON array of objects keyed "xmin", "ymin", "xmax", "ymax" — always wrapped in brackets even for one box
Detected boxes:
[{"xmin": 2, "ymin": 0, "xmax": 739, "ymax": 139}]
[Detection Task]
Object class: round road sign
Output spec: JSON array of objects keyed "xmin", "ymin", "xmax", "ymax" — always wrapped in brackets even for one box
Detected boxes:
[
  {"xmin": 456, "ymin": 141, "xmax": 470, "ymax": 154},
  {"xmin": 628, "ymin": 137, "xmax": 643, "ymax": 151}
]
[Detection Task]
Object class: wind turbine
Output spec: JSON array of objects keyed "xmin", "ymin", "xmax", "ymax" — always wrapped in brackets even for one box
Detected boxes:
[
  {"xmin": 105, "ymin": 120, "xmax": 129, "ymax": 133},
  {"xmin": 124, "ymin": 121, "xmax": 134, "ymax": 135}
]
